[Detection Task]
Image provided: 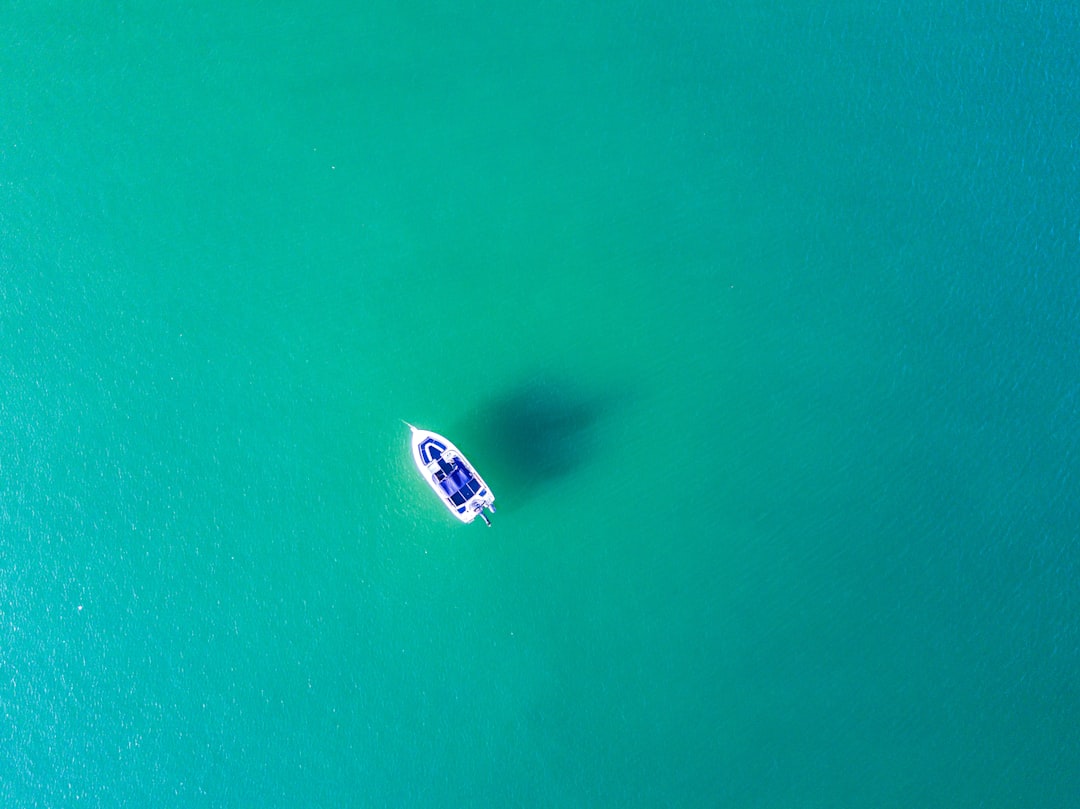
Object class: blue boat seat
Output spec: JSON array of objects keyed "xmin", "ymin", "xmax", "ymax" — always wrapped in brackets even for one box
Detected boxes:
[
  {"xmin": 437, "ymin": 463, "xmax": 474, "ymax": 497},
  {"xmin": 434, "ymin": 458, "xmax": 483, "ymax": 507}
]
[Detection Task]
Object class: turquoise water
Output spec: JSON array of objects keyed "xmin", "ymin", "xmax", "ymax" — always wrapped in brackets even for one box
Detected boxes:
[{"xmin": 3, "ymin": 2, "xmax": 1078, "ymax": 806}]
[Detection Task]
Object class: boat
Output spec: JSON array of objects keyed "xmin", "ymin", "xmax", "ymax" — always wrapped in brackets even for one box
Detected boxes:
[{"xmin": 407, "ymin": 424, "xmax": 496, "ymax": 525}]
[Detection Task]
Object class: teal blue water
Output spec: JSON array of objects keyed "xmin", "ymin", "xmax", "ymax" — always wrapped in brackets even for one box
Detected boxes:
[{"xmin": 3, "ymin": 2, "xmax": 1078, "ymax": 806}]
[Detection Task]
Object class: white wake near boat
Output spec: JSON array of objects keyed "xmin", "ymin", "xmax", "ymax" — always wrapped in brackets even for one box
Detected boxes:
[{"xmin": 407, "ymin": 424, "xmax": 496, "ymax": 525}]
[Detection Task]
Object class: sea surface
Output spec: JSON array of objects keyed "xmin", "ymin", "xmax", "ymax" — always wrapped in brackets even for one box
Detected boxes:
[{"xmin": 2, "ymin": 2, "xmax": 1078, "ymax": 806}]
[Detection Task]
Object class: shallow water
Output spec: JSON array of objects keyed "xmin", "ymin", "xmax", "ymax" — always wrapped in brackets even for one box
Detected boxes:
[{"xmin": 2, "ymin": 2, "xmax": 1078, "ymax": 806}]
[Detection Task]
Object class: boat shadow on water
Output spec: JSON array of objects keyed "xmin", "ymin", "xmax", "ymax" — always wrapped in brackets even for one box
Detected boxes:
[{"xmin": 461, "ymin": 375, "xmax": 623, "ymax": 508}]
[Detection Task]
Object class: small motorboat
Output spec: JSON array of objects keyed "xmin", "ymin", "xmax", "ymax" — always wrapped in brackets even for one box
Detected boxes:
[{"xmin": 407, "ymin": 424, "xmax": 496, "ymax": 525}]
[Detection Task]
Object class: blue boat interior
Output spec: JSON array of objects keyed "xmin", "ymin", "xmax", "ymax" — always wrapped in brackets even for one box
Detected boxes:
[
  {"xmin": 419, "ymin": 436, "xmax": 486, "ymax": 509},
  {"xmin": 433, "ymin": 456, "xmax": 483, "ymax": 507}
]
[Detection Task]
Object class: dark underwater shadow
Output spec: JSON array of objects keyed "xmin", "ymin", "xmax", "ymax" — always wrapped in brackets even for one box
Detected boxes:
[{"xmin": 460, "ymin": 374, "xmax": 626, "ymax": 508}]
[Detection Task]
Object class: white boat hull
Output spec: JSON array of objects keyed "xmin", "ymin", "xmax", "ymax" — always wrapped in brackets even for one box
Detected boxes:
[{"xmin": 408, "ymin": 425, "xmax": 495, "ymax": 524}]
